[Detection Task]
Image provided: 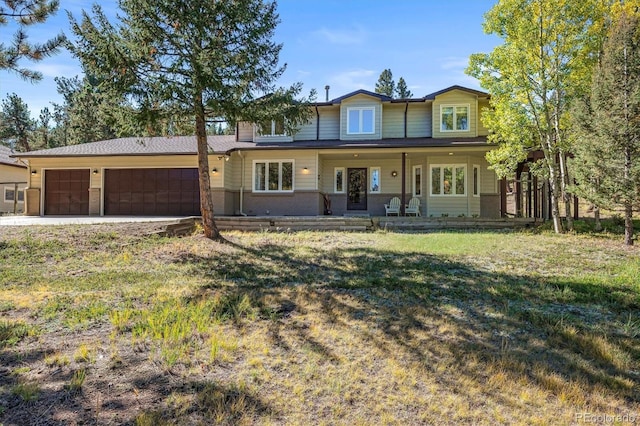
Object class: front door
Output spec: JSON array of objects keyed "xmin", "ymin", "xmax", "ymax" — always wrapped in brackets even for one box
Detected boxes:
[{"xmin": 347, "ymin": 168, "xmax": 367, "ymax": 210}]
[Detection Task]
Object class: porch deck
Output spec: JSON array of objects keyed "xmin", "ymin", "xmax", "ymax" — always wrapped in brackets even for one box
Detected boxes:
[{"xmin": 206, "ymin": 216, "xmax": 539, "ymax": 232}]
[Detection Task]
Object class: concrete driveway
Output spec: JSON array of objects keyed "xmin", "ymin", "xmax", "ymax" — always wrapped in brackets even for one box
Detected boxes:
[{"xmin": 0, "ymin": 216, "xmax": 192, "ymax": 226}]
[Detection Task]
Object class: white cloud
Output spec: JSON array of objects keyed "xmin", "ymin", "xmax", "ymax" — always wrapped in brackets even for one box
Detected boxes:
[
  {"xmin": 313, "ymin": 25, "xmax": 367, "ymax": 45},
  {"xmin": 328, "ymin": 69, "xmax": 376, "ymax": 94},
  {"xmin": 440, "ymin": 56, "xmax": 471, "ymax": 71}
]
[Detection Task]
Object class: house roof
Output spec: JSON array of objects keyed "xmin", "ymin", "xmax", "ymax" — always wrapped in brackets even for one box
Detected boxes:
[
  {"xmin": 423, "ymin": 85, "xmax": 490, "ymax": 100},
  {"xmin": 0, "ymin": 145, "xmax": 27, "ymax": 168},
  {"xmin": 329, "ymin": 89, "xmax": 394, "ymax": 104},
  {"xmin": 12, "ymin": 135, "xmax": 490, "ymax": 158},
  {"xmin": 315, "ymin": 85, "xmax": 490, "ymax": 106},
  {"xmin": 13, "ymin": 135, "xmax": 254, "ymax": 158}
]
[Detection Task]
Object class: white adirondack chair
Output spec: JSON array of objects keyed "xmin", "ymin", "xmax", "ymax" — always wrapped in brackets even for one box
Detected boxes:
[
  {"xmin": 405, "ymin": 197, "xmax": 421, "ymax": 216},
  {"xmin": 384, "ymin": 197, "xmax": 401, "ymax": 216}
]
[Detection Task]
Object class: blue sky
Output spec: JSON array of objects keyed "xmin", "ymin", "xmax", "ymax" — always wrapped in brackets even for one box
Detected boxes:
[{"xmin": 1, "ymin": 0, "xmax": 500, "ymax": 118}]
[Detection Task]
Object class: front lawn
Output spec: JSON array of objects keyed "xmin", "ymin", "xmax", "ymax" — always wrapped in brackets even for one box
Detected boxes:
[{"xmin": 0, "ymin": 224, "xmax": 638, "ymax": 425}]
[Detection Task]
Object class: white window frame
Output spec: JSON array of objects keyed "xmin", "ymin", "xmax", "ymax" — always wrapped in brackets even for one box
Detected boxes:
[
  {"xmin": 473, "ymin": 164, "xmax": 480, "ymax": 197},
  {"xmin": 252, "ymin": 160, "xmax": 295, "ymax": 193},
  {"xmin": 369, "ymin": 166, "xmax": 381, "ymax": 193},
  {"xmin": 347, "ymin": 107, "xmax": 375, "ymax": 135},
  {"xmin": 430, "ymin": 164, "xmax": 467, "ymax": 197},
  {"xmin": 334, "ymin": 167, "xmax": 345, "ymax": 193},
  {"xmin": 4, "ymin": 187, "xmax": 24, "ymax": 203},
  {"xmin": 440, "ymin": 104, "xmax": 470, "ymax": 132},
  {"xmin": 256, "ymin": 119, "xmax": 286, "ymax": 137},
  {"xmin": 412, "ymin": 165, "xmax": 423, "ymax": 197}
]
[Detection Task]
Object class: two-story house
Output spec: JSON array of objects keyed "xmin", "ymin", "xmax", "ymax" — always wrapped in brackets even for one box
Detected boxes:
[{"xmin": 16, "ymin": 85, "xmax": 500, "ymax": 218}]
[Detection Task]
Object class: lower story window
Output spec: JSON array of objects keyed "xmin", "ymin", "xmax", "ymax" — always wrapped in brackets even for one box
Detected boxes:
[
  {"xmin": 334, "ymin": 167, "xmax": 345, "ymax": 193},
  {"xmin": 370, "ymin": 167, "xmax": 380, "ymax": 193},
  {"xmin": 413, "ymin": 165, "xmax": 422, "ymax": 197},
  {"xmin": 254, "ymin": 160, "xmax": 294, "ymax": 192},
  {"xmin": 4, "ymin": 187, "xmax": 24, "ymax": 203},
  {"xmin": 473, "ymin": 165, "xmax": 480, "ymax": 197},
  {"xmin": 430, "ymin": 164, "xmax": 466, "ymax": 196}
]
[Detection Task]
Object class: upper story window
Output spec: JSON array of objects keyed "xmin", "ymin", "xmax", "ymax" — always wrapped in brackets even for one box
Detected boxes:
[
  {"xmin": 441, "ymin": 105, "xmax": 470, "ymax": 132},
  {"xmin": 258, "ymin": 119, "xmax": 286, "ymax": 137},
  {"xmin": 347, "ymin": 107, "xmax": 375, "ymax": 135}
]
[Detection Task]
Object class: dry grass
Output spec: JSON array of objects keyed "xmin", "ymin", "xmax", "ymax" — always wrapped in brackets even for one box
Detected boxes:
[{"xmin": 0, "ymin": 222, "xmax": 638, "ymax": 425}]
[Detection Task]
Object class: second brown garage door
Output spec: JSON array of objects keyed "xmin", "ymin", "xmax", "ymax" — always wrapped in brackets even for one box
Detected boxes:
[{"xmin": 104, "ymin": 168, "xmax": 200, "ymax": 216}]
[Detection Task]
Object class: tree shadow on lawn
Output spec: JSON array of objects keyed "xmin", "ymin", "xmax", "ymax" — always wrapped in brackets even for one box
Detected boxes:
[
  {"xmin": 178, "ymin": 240, "xmax": 640, "ymax": 408},
  {"xmin": 0, "ymin": 344, "xmax": 274, "ymax": 425}
]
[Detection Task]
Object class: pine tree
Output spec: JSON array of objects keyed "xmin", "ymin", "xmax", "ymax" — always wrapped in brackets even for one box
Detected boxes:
[
  {"xmin": 395, "ymin": 77, "xmax": 413, "ymax": 98},
  {"xmin": 375, "ymin": 69, "xmax": 395, "ymax": 97},
  {"xmin": 69, "ymin": 0, "xmax": 313, "ymax": 240},
  {"xmin": 571, "ymin": 11, "xmax": 640, "ymax": 245},
  {"xmin": 0, "ymin": 93, "xmax": 35, "ymax": 151},
  {"xmin": 0, "ymin": 0, "xmax": 65, "ymax": 81}
]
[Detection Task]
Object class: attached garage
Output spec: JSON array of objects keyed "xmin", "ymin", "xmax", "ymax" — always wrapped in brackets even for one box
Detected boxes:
[
  {"xmin": 104, "ymin": 168, "xmax": 200, "ymax": 215},
  {"xmin": 44, "ymin": 169, "xmax": 90, "ymax": 215}
]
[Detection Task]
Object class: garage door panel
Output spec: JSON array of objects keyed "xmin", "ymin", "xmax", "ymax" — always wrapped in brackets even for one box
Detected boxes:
[
  {"xmin": 44, "ymin": 169, "xmax": 90, "ymax": 215},
  {"xmin": 104, "ymin": 168, "xmax": 200, "ymax": 215}
]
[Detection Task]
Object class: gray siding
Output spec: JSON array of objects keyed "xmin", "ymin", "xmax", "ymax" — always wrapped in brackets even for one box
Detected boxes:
[
  {"xmin": 293, "ymin": 115, "xmax": 317, "ymax": 141},
  {"xmin": 407, "ymin": 103, "xmax": 431, "ymax": 137},
  {"xmin": 382, "ymin": 104, "xmax": 404, "ymax": 139},
  {"xmin": 319, "ymin": 106, "xmax": 340, "ymax": 140}
]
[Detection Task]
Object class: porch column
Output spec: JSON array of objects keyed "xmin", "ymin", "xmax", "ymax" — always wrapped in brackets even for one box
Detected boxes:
[
  {"xmin": 533, "ymin": 175, "xmax": 539, "ymax": 219},
  {"xmin": 527, "ymin": 174, "xmax": 533, "ymax": 218},
  {"xmin": 401, "ymin": 152, "xmax": 406, "ymax": 216}
]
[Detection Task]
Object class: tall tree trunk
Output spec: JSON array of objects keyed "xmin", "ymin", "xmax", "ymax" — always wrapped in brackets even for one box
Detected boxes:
[
  {"xmin": 624, "ymin": 145, "xmax": 634, "ymax": 245},
  {"xmin": 548, "ymin": 175, "xmax": 563, "ymax": 233},
  {"xmin": 624, "ymin": 202, "xmax": 634, "ymax": 246},
  {"xmin": 593, "ymin": 205, "xmax": 602, "ymax": 232},
  {"xmin": 559, "ymin": 151, "xmax": 573, "ymax": 231},
  {"xmin": 194, "ymin": 93, "xmax": 221, "ymax": 241},
  {"xmin": 541, "ymin": 134, "xmax": 563, "ymax": 233}
]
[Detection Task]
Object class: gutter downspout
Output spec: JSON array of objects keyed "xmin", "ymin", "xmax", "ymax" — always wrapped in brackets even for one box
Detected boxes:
[
  {"xmin": 404, "ymin": 101, "xmax": 409, "ymax": 139},
  {"xmin": 315, "ymin": 105, "xmax": 320, "ymax": 141},
  {"xmin": 237, "ymin": 151, "xmax": 247, "ymax": 216}
]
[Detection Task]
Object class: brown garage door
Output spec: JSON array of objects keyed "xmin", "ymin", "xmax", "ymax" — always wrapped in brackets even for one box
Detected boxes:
[
  {"xmin": 44, "ymin": 169, "xmax": 90, "ymax": 215},
  {"xmin": 104, "ymin": 168, "xmax": 200, "ymax": 215}
]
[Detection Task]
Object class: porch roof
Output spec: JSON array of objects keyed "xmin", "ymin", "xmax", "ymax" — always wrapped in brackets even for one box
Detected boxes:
[
  {"xmin": 230, "ymin": 136, "xmax": 490, "ymax": 153},
  {"xmin": 12, "ymin": 135, "xmax": 489, "ymax": 158}
]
